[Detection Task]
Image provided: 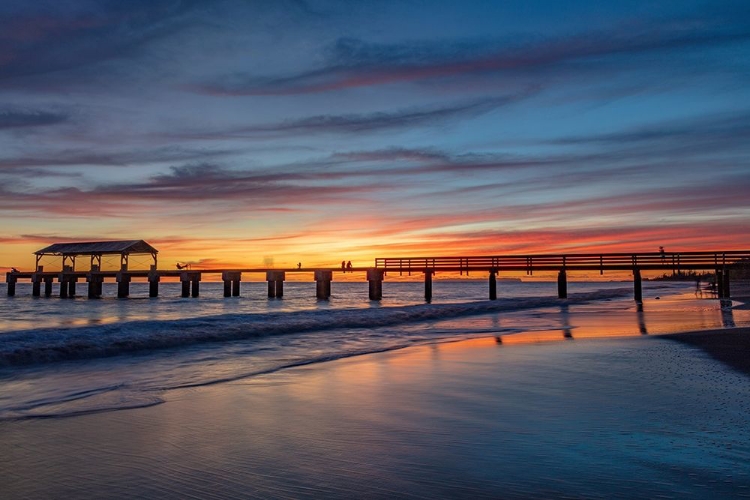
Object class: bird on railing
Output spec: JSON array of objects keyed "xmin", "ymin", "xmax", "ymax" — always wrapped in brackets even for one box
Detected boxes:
[
  {"xmin": 11, "ymin": 267, "xmax": 19, "ymax": 273},
  {"xmin": 175, "ymin": 262, "xmax": 191, "ymax": 270}
]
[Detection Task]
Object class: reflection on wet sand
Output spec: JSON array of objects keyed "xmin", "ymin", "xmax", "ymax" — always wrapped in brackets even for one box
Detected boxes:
[
  {"xmin": 494, "ymin": 296, "xmax": 748, "ymax": 345},
  {"xmin": 637, "ymin": 303, "xmax": 648, "ymax": 335}
]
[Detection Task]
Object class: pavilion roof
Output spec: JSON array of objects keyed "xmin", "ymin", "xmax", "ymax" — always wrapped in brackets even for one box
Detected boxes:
[{"xmin": 34, "ymin": 240, "xmax": 158, "ymax": 256}]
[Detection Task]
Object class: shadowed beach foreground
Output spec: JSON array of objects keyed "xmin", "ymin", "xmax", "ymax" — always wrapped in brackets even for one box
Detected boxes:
[{"xmin": 3, "ymin": 324, "xmax": 750, "ymax": 498}]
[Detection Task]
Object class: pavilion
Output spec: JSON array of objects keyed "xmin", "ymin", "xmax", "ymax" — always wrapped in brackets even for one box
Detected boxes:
[{"xmin": 34, "ymin": 240, "xmax": 158, "ymax": 271}]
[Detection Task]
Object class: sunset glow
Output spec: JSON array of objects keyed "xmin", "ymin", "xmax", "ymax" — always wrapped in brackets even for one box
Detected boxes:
[{"xmin": 2, "ymin": 1, "xmax": 749, "ymax": 271}]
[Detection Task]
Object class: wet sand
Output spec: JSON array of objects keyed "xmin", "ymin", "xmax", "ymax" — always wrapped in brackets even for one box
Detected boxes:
[
  {"xmin": 3, "ymin": 324, "xmax": 750, "ymax": 499},
  {"xmin": 667, "ymin": 327, "xmax": 750, "ymax": 376}
]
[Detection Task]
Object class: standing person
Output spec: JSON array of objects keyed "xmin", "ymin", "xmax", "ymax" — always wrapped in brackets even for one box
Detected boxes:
[
  {"xmin": 341, "ymin": 260, "xmax": 346, "ymax": 272},
  {"xmin": 297, "ymin": 262, "xmax": 301, "ymax": 269},
  {"xmin": 659, "ymin": 246, "xmax": 666, "ymax": 262}
]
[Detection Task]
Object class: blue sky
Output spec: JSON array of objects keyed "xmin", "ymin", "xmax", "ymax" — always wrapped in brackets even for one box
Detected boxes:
[{"xmin": 1, "ymin": 0, "xmax": 749, "ymax": 269}]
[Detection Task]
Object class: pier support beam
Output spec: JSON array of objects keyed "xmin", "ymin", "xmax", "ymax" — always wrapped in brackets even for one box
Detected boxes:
[
  {"xmin": 314, "ymin": 270, "xmax": 332, "ymax": 300},
  {"xmin": 557, "ymin": 269, "xmax": 567, "ymax": 299},
  {"xmin": 266, "ymin": 271, "xmax": 285, "ymax": 298},
  {"xmin": 222, "ymin": 272, "xmax": 241, "ymax": 298},
  {"xmin": 6, "ymin": 273, "xmax": 16, "ymax": 296},
  {"xmin": 633, "ymin": 268, "xmax": 642, "ymax": 304},
  {"xmin": 44, "ymin": 276, "xmax": 53, "ymax": 297},
  {"xmin": 367, "ymin": 269, "xmax": 384, "ymax": 301},
  {"xmin": 117, "ymin": 273, "xmax": 131, "ymax": 298},
  {"xmin": 424, "ymin": 269, "xmax": 433, "ymax": 302},
  {"xmin": 32, "ymin": 275, "xmax": 41, "ymax": 297},
  {"xmin": 716, "ymin": 269, "xmax": 725, "ymax": 299},
  {"xmin": 489, "ymin": 270, "xmax": 497, "ymax": 300}
]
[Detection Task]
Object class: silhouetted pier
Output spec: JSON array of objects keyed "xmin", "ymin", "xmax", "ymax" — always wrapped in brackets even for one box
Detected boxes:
[{"xmin": 5, "ymin": 249, "xmax": 748, "ymax": 303}]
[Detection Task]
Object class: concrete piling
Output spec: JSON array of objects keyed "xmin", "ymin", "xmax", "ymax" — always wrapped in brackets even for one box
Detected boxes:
[
  {"xmin": 424, "ymin": 269, "xmax": 433, "ymax": 302},
  {"xmin": 148, "ymin": 273, "xmax": 160, "ymax": 298},
  {"xmin": 6, "ymin": 273, "xmax": 16, "ymax": 296},
  {"xmin": 633, "ymin": 268, "xmax": 642, "ymax": 303},
  {"xmin": 222, "ymin": 272, "xmax": 241, "ymax": 297},
  {"xmin": 489, "ymin": 270, "xmax": 497, "ymax": 300},
  {"xmin": 314, "ymin": 270, "xmax": 332, "ymax": 300},
  {"xmin": 557, "ymin": 269, "xmax": 567, "ymax": 299},
  {"xmin": 266, "ymin": 271, "xmax": 285, "ymax": 298},
  {"xmin": 116, "ymin": 273, "xmax": 131, "ymax": 298},
  {"xmin": 722, "ymin": 269, "xmax": 731, "ymax": 298},
  {"xmin": 367, "ymin": 269, "xmax": 384, "ymax": 301}
]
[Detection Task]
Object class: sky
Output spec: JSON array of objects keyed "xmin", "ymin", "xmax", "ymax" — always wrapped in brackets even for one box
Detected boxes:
[{"xmin": 1, "ymin": 0, "xmax": 749, "ymax": 271}]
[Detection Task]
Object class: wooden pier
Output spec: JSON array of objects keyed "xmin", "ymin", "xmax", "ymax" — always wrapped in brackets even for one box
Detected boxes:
[{"xmin": 5, "ymin": 250, "xmax": 749, "ymax": 303}]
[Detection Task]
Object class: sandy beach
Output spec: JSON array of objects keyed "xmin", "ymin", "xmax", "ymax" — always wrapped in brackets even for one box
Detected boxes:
[{"xmin": 3, "ymin": 314, "xmax": 750, "ymax": 499}]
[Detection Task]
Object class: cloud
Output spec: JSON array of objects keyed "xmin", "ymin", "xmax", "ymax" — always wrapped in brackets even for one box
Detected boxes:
[
  {"xmin": 0, "ymin": 0, "xmax": 200, "ymax": 81},
  {"xmin": 0, "ymin": 109, "xmax": 68, "ymax": 129},
  {"xmin": 0, "ymin": 146, "xmax": 235, "ymax": 170},
  {"xmin": 192, "ymin": 13, "xmax": 750, "ymax": 95},
  {"xmin": 169, "ymin": 94, "xmax": 529, "ymax": 140}
]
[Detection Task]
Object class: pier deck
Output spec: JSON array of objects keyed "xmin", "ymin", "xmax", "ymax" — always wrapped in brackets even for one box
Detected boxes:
[{"xmin": 6, "ymin": 251, "xmax": 749, "ymax": 303}]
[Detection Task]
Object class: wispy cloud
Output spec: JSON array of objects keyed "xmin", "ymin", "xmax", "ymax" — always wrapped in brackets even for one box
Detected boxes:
[
  {"xmin": 0, "ymin": 1, "xmax": 200, "ymax": 82},
  {"xmin": 192, "ymin": 14, "xmax": 750, "ymax": 95},
  {"xmin": 169, "ymin": 94, "xmax": 530, "ymax": 140},
  {"xmin": 0, "ymin": 109, "xmax": 68, "ymax": 129}
]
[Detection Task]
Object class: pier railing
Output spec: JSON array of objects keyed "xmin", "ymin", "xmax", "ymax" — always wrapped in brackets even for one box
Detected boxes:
[{"xmin": 375, "ymin": 251, "xmax": 750, "ymax": 274}]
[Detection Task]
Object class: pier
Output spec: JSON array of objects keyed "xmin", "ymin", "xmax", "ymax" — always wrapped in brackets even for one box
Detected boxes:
[{"xmin": 5, "ymin": 241, "xmax": 748, "ymax": 303}]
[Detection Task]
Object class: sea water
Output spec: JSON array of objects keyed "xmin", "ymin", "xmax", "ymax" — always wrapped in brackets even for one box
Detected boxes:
[{"xmin": 0, "ymin": 280, "xmax": 746, "ymax": 421}]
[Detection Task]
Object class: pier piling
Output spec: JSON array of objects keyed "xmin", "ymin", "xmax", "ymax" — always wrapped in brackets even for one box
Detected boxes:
[
  {"xmin": 148, "ymin": 273, "xmax": 160, "ymax": 298},
  {"xmin": 722, "ymin": 269, "xmax": 731, "ymax": 298},
  {"xmin": 117, "ymin": 273, "xmax": 131, "ymax": 298},
  {"xmin": 221, "ymin": 272, "xmax": 241, "ymax": 297},
  {"xmin": 489, "ymin": 270, "xmax": 497, "ymax": 300},
  {"xmin": 424, "ymin": 269, "xmax": 433, "ymax": 302},
  {"xmin": 633, "ymin": 268, "xmax": 642, "ymax": 303},
  {"xmin": 266, "ymin": 271, "xmax": 285, "ymax": 298},
  {"xmin": 367, "ymin": 269, "xmax": 384, "ymax": 301},
  {"xmin": 6, "ymin": 273, "xmax": 16, "ymax": 296},
  {"xmin": 44, "ymin": 276, "xmax": 53, "ymax": 297},
  {"xmin": 557, "ymin": 269, "xmax": 567, "ymax": 299},
  {"xmin": 314, "ymin": 270, "xmax": 332, "ymax": 300}
]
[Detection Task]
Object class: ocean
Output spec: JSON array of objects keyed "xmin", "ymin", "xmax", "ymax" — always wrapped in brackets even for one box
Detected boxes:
[{"xmin": 0, "ymin": 280, "xmax": 745, "ymax": 422}]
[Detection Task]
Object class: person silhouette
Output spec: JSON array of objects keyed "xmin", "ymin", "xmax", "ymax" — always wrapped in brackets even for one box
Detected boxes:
[
  {"xmin": 346, "ymin": 261, "xmax": 352, "ymax": 271},
  {"xmin": 659, "ymin": 246, "xmax": 666, "ymax": 262},
  {"xmin": 297, "ymin": 262, "xmax": 301, "ymax": 269},
  {"xmin": 341, "ymin": 260, "xmax": 346, "ymax": 271}
]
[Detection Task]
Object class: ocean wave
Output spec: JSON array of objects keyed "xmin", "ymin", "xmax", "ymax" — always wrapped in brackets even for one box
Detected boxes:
[{"xmin": 0, "ymin": 289, "xmax": 631, "ymax": 367}]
